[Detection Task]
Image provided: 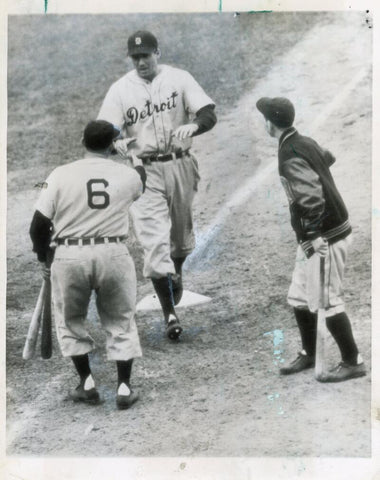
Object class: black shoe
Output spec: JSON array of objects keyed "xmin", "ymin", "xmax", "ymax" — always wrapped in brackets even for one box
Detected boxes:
[
  {"xmin": 280, "ymin": 351, "xmax": 315, "ymax": 375},
  {"xmin": 317, "ymin": 361, "xmax": 366, "ymax": 383},
  {"xmin": 171, "ymin": 273, "xmax": 183, "ymax": 306},
  {"xmin": 116, "ymin": 384, "xmax": 139, "ymax": 410},
  {"xmin": 69, "ymin": 381, "xmax": 100, "ymax": 405},
  {"xmin": 166, "ymin": 315, "xmax": 183, "ymax": 340}
]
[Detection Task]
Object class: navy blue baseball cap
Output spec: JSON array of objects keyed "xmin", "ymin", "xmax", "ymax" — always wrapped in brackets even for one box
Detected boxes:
[
  {"xmin": 256, "ymin": 97, "xmax": 295, "ymax": 128},
  {"xmin": 83, "ymin": 120, "xmax": 120, "ymax": 151},
  {"xmin": 127, "ymin": 30, "xmax": 158, "ymax": 56}
]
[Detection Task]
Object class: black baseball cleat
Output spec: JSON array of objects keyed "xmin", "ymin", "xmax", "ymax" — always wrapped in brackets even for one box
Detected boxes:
[
  {"xmin": 166, "ymin": 315, "xmax": 183, "ymax": 340},
  {"xmin": 280, "ymin": 351, "xmax": 315, "ymax": 375},
  {"xmin": 69, "ymin": 382, "xmax": 100, "ymax": 405},
  {"xmin": 317, "ymin": 361, "xmax": 366, "ymax": 383},
  {"xmin": 116, "ymin": 383, "xmax": 139, "ymax": 410},
  {"xmin": 171, "ymin": 273, "xmax": 183, "ymax": 306}
]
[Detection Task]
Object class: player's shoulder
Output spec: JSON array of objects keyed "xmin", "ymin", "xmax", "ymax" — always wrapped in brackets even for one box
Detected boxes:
[
  {"xmin": 160, "ymin": 64, "xmax": 192, "ymax": 79},
  {"xmin": 295, "ymin": 134, "xmax": 325, "ymax": 157},
  {"xmin": 107, "ymin": 71, "xmax": 137, "ymax": 91},
  {"xmin": 43, "ymin": 160, "xmax": 81, "ymax": 186},
  {"xmin": 48, "ymin": 160, "xmax": 79, "ymax": 176}
]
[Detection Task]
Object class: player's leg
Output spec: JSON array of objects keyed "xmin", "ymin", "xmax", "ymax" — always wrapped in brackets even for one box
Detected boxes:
[
  {"xmin": 51, "ymin": 246, "xmax": 99, "ymax": 403},
  {"xmin": 115, "ymin": 359, "xmax": 137, "ymax": 409},
  {"xmin": 70, "ymin": 353, "xmax": 100, "ymax": 404},
  {"xmin": 131, "ymin": 202, "xmax": 181, "ymax": 337},
  {"xmin": 151, "ymin": 275, "xmax": 182, "ymax": 339},
  {"xmin": 281, "ymin": 245, "xmax": 316, "ymax": 374},
  {"xmin": 130, "ymin": 164, "xmax": 181, "ymax": 338},
  {"xmin": 166, "ymin": 154, "xmax": 201, "ymax": 305},
  {"xmin": 170, "ymin": 255, "xmax": 186, "ymax": 305},
  {"xmin": 130, "ymin": 163, "xmax": 175, "ymax": 278},
  {"xmin": 94, "ymin": 243, "xmax": 142, "ymax": 408},
  {"xmin": 318, "ymin": 236, "xmax": 365, "ymax": 382}
]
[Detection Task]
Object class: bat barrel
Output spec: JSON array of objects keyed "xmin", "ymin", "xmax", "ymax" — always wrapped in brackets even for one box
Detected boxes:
[{"xmin": 22, "ymin": 280, "xmax": 47, "ymax": 360}]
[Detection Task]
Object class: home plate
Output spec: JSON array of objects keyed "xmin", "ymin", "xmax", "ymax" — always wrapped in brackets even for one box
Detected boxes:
[{"xmin": 136, "ymin": 290, "xmax": 212, "ymax": 312}]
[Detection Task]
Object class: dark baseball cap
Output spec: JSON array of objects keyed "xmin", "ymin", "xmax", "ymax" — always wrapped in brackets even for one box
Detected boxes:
[
  {"xmin": 256, "ymin": 97, "xmax": 295, "ymax": 128},
  {"xmin": 127, "ymin": 30, "xmax": 158, "ymax": 56},
  {"xmin": 83, "ymin": 120, "xmax": 120, "ymax": 151}
]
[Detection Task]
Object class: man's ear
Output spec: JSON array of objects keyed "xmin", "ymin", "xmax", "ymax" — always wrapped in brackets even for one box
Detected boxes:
[{"xmin": 156, "ymin": 48, "xmax": 161, "ymax": 59}]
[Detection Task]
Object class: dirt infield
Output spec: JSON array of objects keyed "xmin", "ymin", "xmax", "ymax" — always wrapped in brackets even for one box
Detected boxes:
[{"xmin": 6, "ymin": 12, "xmax": 371, "ymax": 457}]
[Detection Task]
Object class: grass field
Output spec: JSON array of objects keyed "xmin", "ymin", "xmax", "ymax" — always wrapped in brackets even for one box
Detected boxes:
[{"xmin": 7, "ymin": 12, "xmax": 327, "ymax": 173}]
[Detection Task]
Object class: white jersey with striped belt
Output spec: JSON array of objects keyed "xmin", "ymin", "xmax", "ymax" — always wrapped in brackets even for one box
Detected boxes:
[
  {"xmin": 35, "ymin": 154, "xmax": 143, "ymax": 240},
  {"xmin": 97, "ymin": 64, "xmax": 214, "ymax": 157}
]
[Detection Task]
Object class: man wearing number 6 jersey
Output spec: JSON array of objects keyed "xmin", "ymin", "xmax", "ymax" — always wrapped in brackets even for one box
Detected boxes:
[{"xmin": 29, "ymin": 120, "xmax": 146, "ymax": 409}]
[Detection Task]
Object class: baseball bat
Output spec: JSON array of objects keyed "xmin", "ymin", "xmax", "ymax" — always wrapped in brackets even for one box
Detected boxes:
[
  {"xmin": 315, "ymin": 256, "xmax": 328, "ymax": 380},
  {"xmin": 40, "ymin": 277, "xmax": 52, "ymax": 359},
  {"xmin": 22, "ymin": 280, "xmax": 47, "ymax": 360}
]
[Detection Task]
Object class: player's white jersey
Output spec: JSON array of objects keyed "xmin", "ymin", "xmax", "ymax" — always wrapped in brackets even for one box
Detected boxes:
[
  {"xmin": 35, "ymin": 154, "xmax": 143, "ymax": 239},
  {"xmin": 97, "ymin": 65, "xmax": 214, "ymax": 157}
]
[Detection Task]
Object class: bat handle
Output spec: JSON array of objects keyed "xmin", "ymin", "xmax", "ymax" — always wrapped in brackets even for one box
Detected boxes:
[
  {"xmin": 315, "ymin": 255, "xmax": 327, "ymax": 380},
  {"xmin": 319, "ymin": 256, "xmax": 326, "ymax": 309},
  {"xmin": 41, "ymin": 278, "xmax": 52, "ymax": 359}
]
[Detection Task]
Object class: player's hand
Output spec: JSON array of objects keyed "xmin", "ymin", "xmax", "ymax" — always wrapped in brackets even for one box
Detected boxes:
[
  {"xmin": 113, "ymin": 137, "xmax": 137, "ymax": 158},
  {"xmin": 311, "ymin": 237, "xmax": 328, "ymax": 257},
  {"xmin": 172, "ymin": 124, "xmax": 198, "ymax": 140}
]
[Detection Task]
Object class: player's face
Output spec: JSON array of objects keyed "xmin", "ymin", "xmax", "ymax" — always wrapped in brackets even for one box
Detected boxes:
[{"xmin": 131, "ymin": 53, "xmax": 159, "ymax": 81}]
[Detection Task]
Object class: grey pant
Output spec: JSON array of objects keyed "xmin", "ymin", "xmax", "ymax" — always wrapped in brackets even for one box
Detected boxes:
[
  {"xmin": 51, "ymin": 242, "xmax": 142, "ymax": 360},
  {"xmin": 130, "ymin": 153, "xmax": 200, "ymax": 278}
]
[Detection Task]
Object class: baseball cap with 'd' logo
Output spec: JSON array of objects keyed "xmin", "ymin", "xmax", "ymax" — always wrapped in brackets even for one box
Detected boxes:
[{"xmin": 127, "ymin": 30, "xmax": 158, "ymax": 56}]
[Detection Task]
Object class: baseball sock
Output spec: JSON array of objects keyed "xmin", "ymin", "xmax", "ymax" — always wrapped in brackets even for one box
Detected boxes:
[
  {"xmin": 116, "ymin": 359, "xmax": 133, "ymax": 388},
  {"xmin": 326, "ymin": 312, "xmax": 360, "ymax": 365},
  {"xmin": 151, "ymin": 275, "xmax": 177, "ymax": 321},
  {"xmin": 71, "ymin": 354, "xmax": 92, "ymax": 384},
  {"xmin": 171, "ymin": 255, "xmax": 187, "ymax": 275},
  {"xmin": 293, "ymin": 308, "xmax": 317, "ymax": 357}
]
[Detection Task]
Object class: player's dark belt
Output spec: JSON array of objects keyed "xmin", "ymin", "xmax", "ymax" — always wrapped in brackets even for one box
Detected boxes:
[
  {"xmin": 56, "ymin": 236, "xmax": 127, "ymax": 246},
  {"xmin": 142, "ymin": 149, "xmax": 190, "ymax": 163}
]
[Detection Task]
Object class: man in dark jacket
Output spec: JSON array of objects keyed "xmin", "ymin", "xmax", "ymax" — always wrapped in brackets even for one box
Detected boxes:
[{"xmin": 256, "ymin": 97, "xmax": 365, "ymax": 382}]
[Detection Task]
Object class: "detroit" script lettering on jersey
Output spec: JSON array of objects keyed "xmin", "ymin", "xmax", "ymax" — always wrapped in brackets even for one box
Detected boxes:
[{"xmin": 126, "ymin": 91, "xmax": 179, "ymax": 126}]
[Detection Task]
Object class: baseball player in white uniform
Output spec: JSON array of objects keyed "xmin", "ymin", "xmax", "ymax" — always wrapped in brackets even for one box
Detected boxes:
[
  {"xmin": 98, "ymin": 30, "xmax": 217, "ymax": 340},
  {"xmin": 30, "ymin": 120, "xmax": 146, "ymax": 409}
]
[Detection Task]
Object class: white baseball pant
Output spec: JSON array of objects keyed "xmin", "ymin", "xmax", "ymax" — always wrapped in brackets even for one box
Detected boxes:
[{"xmin": 287, "ymin": 235, "xmax": 352, "ymax": 317}]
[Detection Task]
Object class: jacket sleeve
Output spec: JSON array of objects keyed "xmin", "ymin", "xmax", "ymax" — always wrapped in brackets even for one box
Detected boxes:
[
  {"xmin": 323, "ymin": 149, "xmax": 336, "ymax": 167},
  {"xmin": 282, "ymin": 157, "xmax": 325, "ymax": 240}
]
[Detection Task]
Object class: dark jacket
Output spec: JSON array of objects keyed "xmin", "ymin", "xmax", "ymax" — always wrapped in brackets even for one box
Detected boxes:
[{"xmin": 278, "ymin": 127, "xmax": 351, "ymax": 257}]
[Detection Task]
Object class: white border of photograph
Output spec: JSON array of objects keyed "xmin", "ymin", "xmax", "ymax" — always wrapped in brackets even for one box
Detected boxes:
[{"xmin": 1, "ymin": 0, "xmax": 379, "ymax": 479}]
